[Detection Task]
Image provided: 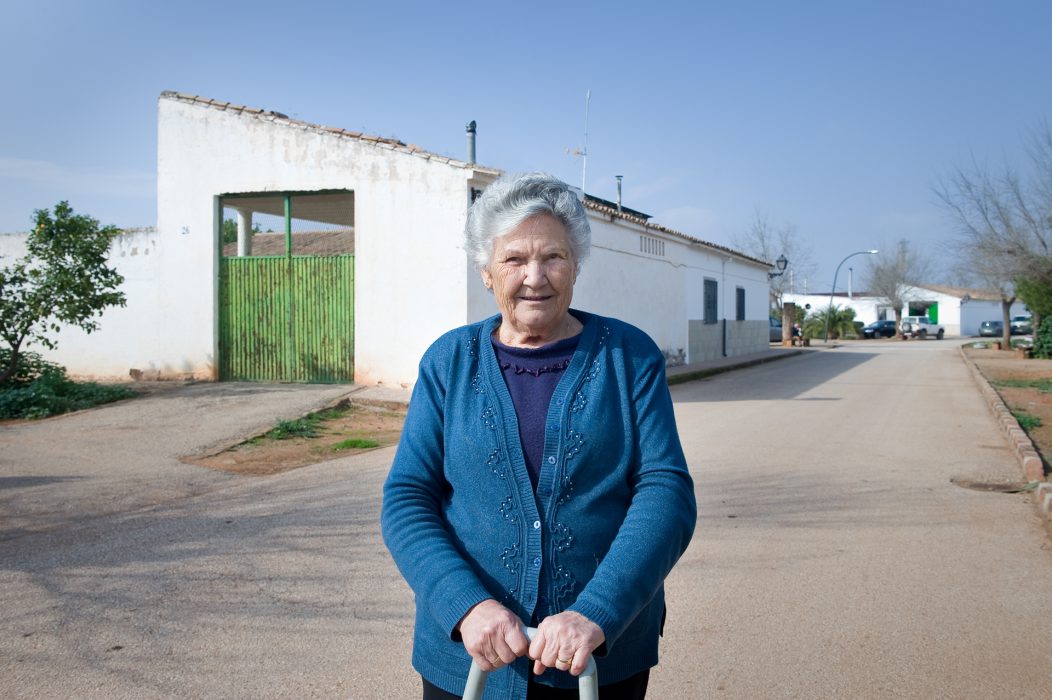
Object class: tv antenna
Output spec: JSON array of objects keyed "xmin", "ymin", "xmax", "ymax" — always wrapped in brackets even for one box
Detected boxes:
[{"xmin": 565, "ymin": 90, "xmax": 591, "ymax": 192}]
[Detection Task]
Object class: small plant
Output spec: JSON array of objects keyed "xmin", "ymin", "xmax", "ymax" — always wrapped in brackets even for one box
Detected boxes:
[
  {"xmin": 331, "ymin": 438, "xmax": 380, "ymax": 451},
  {"xmin": 991, "ymin": 378, "xmax": 1052, "ymax": 393},
  {"xmin": 267, "ymin": 418, "xmax": 320, "ymax": 440},
  {"xmin": 260, "ymin": 402, "xmax": 352, "ymax": 440},
  {"xmin": 1012, "ymin": 410, "xmax": 1042, "ymax": 432}
]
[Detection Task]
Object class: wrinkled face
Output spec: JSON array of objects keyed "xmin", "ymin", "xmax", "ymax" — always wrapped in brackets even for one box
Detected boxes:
[{"xmin": 480, "ymin": 214, "xmax": 577, "ymax": 338}]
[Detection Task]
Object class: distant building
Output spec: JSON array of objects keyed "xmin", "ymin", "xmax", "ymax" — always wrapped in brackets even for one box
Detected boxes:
[{"xmin": 784, "ymin": 284, "xmax": 1028, "ymax": 337}]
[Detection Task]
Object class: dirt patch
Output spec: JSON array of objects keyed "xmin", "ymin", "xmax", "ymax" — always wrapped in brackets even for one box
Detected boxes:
[
  {"xmin": 185, "ymin": 404, "xmax": 406, "ymax": 476},
  {"xmin": 964, "ymin": 346, "xmax": 1052, "ymax": 477}
]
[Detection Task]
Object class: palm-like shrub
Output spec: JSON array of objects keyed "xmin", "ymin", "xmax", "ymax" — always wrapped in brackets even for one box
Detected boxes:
[{"xmin": 802, "ymin": 306, "xmax": 858, "ymax": 340}]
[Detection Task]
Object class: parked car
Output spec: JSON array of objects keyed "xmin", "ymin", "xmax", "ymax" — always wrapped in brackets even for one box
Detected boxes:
[
  {"xmin": 769, "ymin": 317, "xmax": 783, "ymax": 342},
  {"xmin": 900, "ymin": 316, "xmax": 945, "ymax": 339},
  {"xmin": 978, "ymin": 320, "xmax": 1004, "ymax": 337},
  {"xmin": 862, "ymin": 320, "xmax": 897, "ymax": 338},
  {"xmin": 1010, "ymin": 315, "xmax": 1033, "ymax": 335}
]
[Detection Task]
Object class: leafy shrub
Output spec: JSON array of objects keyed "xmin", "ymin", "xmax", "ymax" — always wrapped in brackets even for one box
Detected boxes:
[
  {"xmin": 0, "ymin": 352, "xmax": 136, "ymax": 419},
  {"xmin": 1033, "ymin": 317, "xmax": 1052, "ymax": 359},
  {"xmin": 0, "ymin": 349, "xmax": 58, "ymax": 388},
  {"xmin": 267, "ymin": 418, "xmax": 320, "ymax": 439}
]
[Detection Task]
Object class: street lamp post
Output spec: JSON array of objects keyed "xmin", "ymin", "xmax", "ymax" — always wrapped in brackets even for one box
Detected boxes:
[{"xmin": 823, "ymin": 250, "xmax": 879, "ymax": 343}]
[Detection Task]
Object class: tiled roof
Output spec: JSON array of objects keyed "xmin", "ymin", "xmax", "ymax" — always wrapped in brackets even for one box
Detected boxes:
[
  {"xmin": 160, "ymin": 91, "xmax": 501, "ymax": 174},
  {"xmin": 921, "ymin": 284, "xmax": 1007, "ymax": 301},
  {"xmin": 583, "ymin": 198, "xmax": 769, "ymax": 268},
  {"xmin": 162, "ymin": 92, "xmax": 765, "ymax": 269},
  {"xmin": 799, "ymin": 285, "xmax": 1009, "ymax": 301}
]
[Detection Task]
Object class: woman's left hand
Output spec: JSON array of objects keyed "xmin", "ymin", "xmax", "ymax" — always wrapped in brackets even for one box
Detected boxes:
[{"xmin": 528, "ymin": 611, "xmax": 605, "ymax": 677}]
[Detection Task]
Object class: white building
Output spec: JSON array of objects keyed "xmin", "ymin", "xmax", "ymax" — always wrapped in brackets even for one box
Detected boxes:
[
  {"xmin": 0, "ymin": 92, "xmax": 773, "ymax": 386},
  {"xmin": 784, "ymin": 284, "xmax": 1029, "ymax": 337}
]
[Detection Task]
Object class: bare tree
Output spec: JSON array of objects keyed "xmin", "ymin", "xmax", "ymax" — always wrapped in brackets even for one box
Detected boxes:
[
  {"xmin": 936, "ymin": 122, "xmax": 1052, "ymax": 346},
  {"xmin": 864, "ymin": 239, "xmax": 930, "ymax": 338},
  {"xmin": 733, "ymin": 209, "xmax": 816, "ymax": 310}
]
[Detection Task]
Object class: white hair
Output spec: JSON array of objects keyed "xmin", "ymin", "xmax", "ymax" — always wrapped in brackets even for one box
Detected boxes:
[{"xmin": 464, "ymin": 172, "xmax": 591, "ymax": 270}]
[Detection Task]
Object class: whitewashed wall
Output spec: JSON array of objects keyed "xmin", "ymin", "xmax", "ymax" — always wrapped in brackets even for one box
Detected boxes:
[
  {"xmin": 467, "ymin": 207, "xmax": 771, "ymax": 365},
  {"xmin": 577, "ymin": 213, "xmax": 770, "ymax": 363},
  {"xmin": 156, "ymin": 95, "xmax": 487, "ymax": 386},
  {"xmin": 1, "ymin": 229, "xmax": 162, "ymax": 380},
  {"xmin": 6, "ymin": 93, "xmax": 770, "ymax": 387}
]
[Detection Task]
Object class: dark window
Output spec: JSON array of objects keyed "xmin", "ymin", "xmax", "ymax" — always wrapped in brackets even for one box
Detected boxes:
[
  {"xmin": 735, "ymin": 287, "xmax": 745, "ymax": 321},
  {"xmin": 704, "ymin": 279, "xmax": 718, "ymax": 324}
]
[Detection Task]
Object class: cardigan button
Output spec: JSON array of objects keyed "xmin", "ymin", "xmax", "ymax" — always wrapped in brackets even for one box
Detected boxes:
[
  {"xmin": 533, "ymin": 520, "xmax": 541, "ymax": 529},
  {"xmin": 532, "ymin": 557, "xmax": 541, "ymax": 568},
  {"xmin": 547, "ymin": 456, "xmax": 556, "ymax": 465}
]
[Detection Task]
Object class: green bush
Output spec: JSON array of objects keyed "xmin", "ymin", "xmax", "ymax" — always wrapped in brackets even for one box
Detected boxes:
[
  {"xmin": 267, "ymin": 418, "xmax": 321, "ymax": 439},
  {"xmin": 1033, "ymin": 317, "xmax": 1052, "ymax": 359},
  {"xmin": 0, "ymin": 350, "xmax": 136, "ymax": 419},
  {"xmin": 0, "ymin": 349, "xmax": 56, "ymax": 388}
]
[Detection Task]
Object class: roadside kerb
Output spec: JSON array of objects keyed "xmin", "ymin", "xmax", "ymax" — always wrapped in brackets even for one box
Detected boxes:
[
  {"xmin": 958, "ymin": 346, "xmax": 1052, "ymax": 526},
  {"xmin": 666, "ymin": 347, "xmax": 805, "ymax": 385}
]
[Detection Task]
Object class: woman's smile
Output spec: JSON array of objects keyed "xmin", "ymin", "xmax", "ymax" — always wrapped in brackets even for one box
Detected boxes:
[{"xmin": 481, "ymin": 213, "xmax": 579, "ymax": 346}]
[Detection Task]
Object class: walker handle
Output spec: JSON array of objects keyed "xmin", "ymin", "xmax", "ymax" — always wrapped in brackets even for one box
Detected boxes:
[{"xmin": 462, "ymin": 626, "xmax": 598, "ymax": 700}]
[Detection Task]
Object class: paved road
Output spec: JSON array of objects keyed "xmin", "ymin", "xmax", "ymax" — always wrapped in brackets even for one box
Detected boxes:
[
  {"xmin": 2, "ymin": 341, "xmax": 1051, "ymax": 698},
  {"xmin": 656, "ymin": 340, "xmax": 1052, "ymax": 699}
]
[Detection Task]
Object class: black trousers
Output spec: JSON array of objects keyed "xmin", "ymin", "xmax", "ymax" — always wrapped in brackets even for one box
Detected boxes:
[{"xmin": 422, "ymin": 670, "xmax": 650, "ymax": 700}]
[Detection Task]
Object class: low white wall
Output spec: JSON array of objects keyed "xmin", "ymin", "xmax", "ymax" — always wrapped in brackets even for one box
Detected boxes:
[{"xmin": 1, "ymin": 229, "xmax": 163, "ymax": 379}]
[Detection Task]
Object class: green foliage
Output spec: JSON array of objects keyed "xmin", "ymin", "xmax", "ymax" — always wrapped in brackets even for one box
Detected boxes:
[
  {"xmin": 267, "ymin": 417, "xmax": 321, "ymax": 439},
  {"xmin": 331, "ymin": 437, "xmax": 380, "ymax": 451},
  {"xmin": 0, "ymin": 348, "xmax": 56, "ymax": 387},
  {"xmin": 802, "ymin": 305, "xmax": 857, "ymax": 339},
  {"xmin": 221, "ymin": 218, "xmax": 262, "ymax": 244},
  {"xmin": 0, "ymin": 202, "xmax": 126, "ymax": 384},
  {"xmin": 991, "ymin": 377, "xmax": 1052, "ymax": 393},
  {"xmin": 1033, "ymin": 316, "xmax": 1052, "ymax": 359},
  {"xmin": 0, "ymin": 350, "xmax": 136, "ymax": 419},
  {"xmin": 258, "ymin": 403, "xmax": 352, "ymax": 441},
  {"xmin": 1012, "ymin": 410, "xmax": 1042, "ymax": 432},
  {"xmin": 1015, "ymin": 275, "xmax": 1052, "ymax": 318}
]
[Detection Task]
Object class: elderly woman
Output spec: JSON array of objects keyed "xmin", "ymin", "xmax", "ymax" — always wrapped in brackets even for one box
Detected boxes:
[{"xmin": 382, "ymin": 172, "xmax": 696, "ymax": 699}]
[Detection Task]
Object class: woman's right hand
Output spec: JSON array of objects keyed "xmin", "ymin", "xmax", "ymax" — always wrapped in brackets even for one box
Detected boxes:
[{"xmin": 455, "ymin": 599, "xmax": 530, "ymax": 672}]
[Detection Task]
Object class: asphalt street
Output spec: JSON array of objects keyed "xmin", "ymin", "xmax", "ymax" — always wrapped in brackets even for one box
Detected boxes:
[{"xmin": 2, "ymin": 341, "xmax": 1051, "ymax": 698}]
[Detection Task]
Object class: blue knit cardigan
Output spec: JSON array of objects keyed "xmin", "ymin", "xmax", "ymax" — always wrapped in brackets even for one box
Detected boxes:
[{"xmin": 381, "ymin": 310, "xmax": 696, "ymax": 699}]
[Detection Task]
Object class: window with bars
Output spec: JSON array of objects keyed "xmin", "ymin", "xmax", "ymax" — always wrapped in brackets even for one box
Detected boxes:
[{"xmin": 704, "ymin": 278, "xmax": 718, "ymax": 324}]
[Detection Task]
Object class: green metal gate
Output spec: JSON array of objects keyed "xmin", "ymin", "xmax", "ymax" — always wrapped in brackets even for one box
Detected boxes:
[{"xmin": 217, "ymin": 191, "xmax": 355, "ymax": 383}]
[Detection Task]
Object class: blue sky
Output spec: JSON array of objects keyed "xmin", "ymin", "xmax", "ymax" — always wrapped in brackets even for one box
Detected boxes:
[{"xmin": 3, "ymin": 0, "xmax": 1050, "ymax": 290}]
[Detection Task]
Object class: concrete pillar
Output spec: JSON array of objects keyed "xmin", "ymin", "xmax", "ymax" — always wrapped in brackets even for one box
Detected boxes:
[
  {"xmin": 782, "ymin": 302, "xmax": 796, "ymax": 346},
  {"xmin": 236, "ymin": 208, "xmax": 253, "ymax": 257}
]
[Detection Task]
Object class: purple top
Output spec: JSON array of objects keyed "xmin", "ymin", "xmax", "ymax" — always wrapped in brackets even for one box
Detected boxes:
[{"xmin": 491, "ymin": 333, "xmax": 580, "ymax": 489}]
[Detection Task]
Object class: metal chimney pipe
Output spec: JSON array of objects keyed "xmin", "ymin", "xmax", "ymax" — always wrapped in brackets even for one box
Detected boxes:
[
  {"xmin": 466, "ymin": 120, "xmax": 477, "ymax": 164},
  {"xmin": 848, "ymin": 267, "xmax": 853, "ymax": 299},
  {"xmin": 615, "ymin": 175, "xmax": 623, "ymax": 213}
]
